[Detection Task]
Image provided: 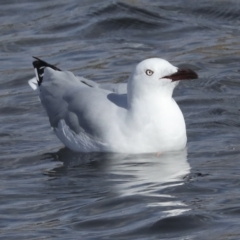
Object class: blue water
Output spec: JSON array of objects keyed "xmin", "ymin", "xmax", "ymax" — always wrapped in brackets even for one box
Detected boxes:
[{"xmin": 1, "ymin": 0, "xmax": 240, "ymax": 239}]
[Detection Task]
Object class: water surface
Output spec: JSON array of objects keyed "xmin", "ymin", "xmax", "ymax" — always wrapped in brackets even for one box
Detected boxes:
[{"xmin": 1, "ymin": 0, "xmax": 240, "ymax": 239}]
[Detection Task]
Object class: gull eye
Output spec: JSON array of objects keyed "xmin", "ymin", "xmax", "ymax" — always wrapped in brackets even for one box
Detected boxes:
[{"xmin": 146, "ymin": 69, "xmax": 154, "ymax": 76}]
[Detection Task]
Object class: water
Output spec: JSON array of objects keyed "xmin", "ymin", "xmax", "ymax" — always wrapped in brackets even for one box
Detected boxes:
[{"xmin": 1, "ymin": 0, "xmax": 240, "ymax": 239}]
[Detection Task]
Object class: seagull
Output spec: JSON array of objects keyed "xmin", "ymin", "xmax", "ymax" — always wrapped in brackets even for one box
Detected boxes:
[{"xmin": 28, "ymin": 57, "xmax": 197, "ymax": 153}]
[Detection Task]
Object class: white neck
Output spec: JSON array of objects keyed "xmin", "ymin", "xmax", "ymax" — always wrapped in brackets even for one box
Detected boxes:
[{"xmin": 126, "ymin": 76, "xmax": 186, "ymax": 152}]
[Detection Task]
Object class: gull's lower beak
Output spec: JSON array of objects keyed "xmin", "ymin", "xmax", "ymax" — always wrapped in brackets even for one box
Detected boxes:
[{"xmin": 164, "ymin": 69, "xmax": 198, "ymax": 82}]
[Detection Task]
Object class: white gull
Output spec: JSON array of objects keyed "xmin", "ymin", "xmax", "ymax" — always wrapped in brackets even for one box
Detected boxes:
[{"xmin": 28, "ymin": 57, "xmax": 197, "ymax": 153}]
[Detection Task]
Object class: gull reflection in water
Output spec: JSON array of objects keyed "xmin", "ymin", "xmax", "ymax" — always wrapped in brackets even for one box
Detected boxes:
[
  {"xmin": 51, "ymin": 148, "xmax": 190, "ymax": 218},
  {"xmin": 104, "ymin": 149, "xmax": 191, "ymax": 218},
  {"xmin": 106, "ymin": 149, "xmax": 190, "ymax": 196}
]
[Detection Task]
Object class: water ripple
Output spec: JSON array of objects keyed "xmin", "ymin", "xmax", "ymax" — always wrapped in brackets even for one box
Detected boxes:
[{"xmin": 1, "ymin": 0, "xmax": 240, "ymax": 239}]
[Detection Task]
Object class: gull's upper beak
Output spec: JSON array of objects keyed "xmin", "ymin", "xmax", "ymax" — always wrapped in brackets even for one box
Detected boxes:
[{"xmin": 164, "ymin": 69, "xmax": 198, "ymax": 82}]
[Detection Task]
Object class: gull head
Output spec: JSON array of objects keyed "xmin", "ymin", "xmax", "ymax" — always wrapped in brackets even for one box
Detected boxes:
[{"xmin": 127, "ymin": 58, "xmax": 198, "ymax": 102}]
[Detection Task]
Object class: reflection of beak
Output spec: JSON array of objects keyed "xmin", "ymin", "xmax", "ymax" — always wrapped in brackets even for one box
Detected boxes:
[{"xmin": 164, "ymin": 69, "xmax": 198, "ymax": 82}]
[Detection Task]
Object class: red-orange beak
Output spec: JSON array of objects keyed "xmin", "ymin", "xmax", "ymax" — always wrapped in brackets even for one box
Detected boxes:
[{"xmin": 164, "ymin": 69, "xmax": 198, "ymax": 81}]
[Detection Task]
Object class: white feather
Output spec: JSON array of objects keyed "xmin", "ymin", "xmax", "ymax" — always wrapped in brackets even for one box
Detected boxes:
[{"xmin": 28, "ymin": 77, "xmax": 38, "ymax": 91}]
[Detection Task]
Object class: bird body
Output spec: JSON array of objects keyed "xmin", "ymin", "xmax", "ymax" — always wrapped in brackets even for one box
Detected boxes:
[{"xmin": 28, "ymin": 57, "xmax": 197, "ymax": 153}]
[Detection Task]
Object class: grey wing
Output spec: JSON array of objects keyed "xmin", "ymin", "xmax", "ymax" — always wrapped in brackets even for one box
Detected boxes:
[
  {"xmin": 99, "ymin": 82, "xmax": 127, "ymax": 94},
  {"xmin": 76, "ymin": 76, "xmax": 99, "ymax": 88},
  {"xmin": 39, "ymin": 68, "xmax": 87, "ymax": 129},
  {"xmin": 76, "ymin": 76, "xmax": 127, "ymax": 94},
  {"xmin": 39, "ymin": 68, "xmax": 127, "ymax": 138}
]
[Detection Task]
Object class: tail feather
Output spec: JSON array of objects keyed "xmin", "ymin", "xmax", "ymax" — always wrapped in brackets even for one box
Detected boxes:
[{"xmin": 32, "ymin": 56, "xmax": 61, "ymax": 86}]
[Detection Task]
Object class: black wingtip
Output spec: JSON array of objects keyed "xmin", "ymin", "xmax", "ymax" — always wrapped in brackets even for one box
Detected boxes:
[{"xmin": 32, "ymin": 56, "xmax": 61, "ymax": 86}]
